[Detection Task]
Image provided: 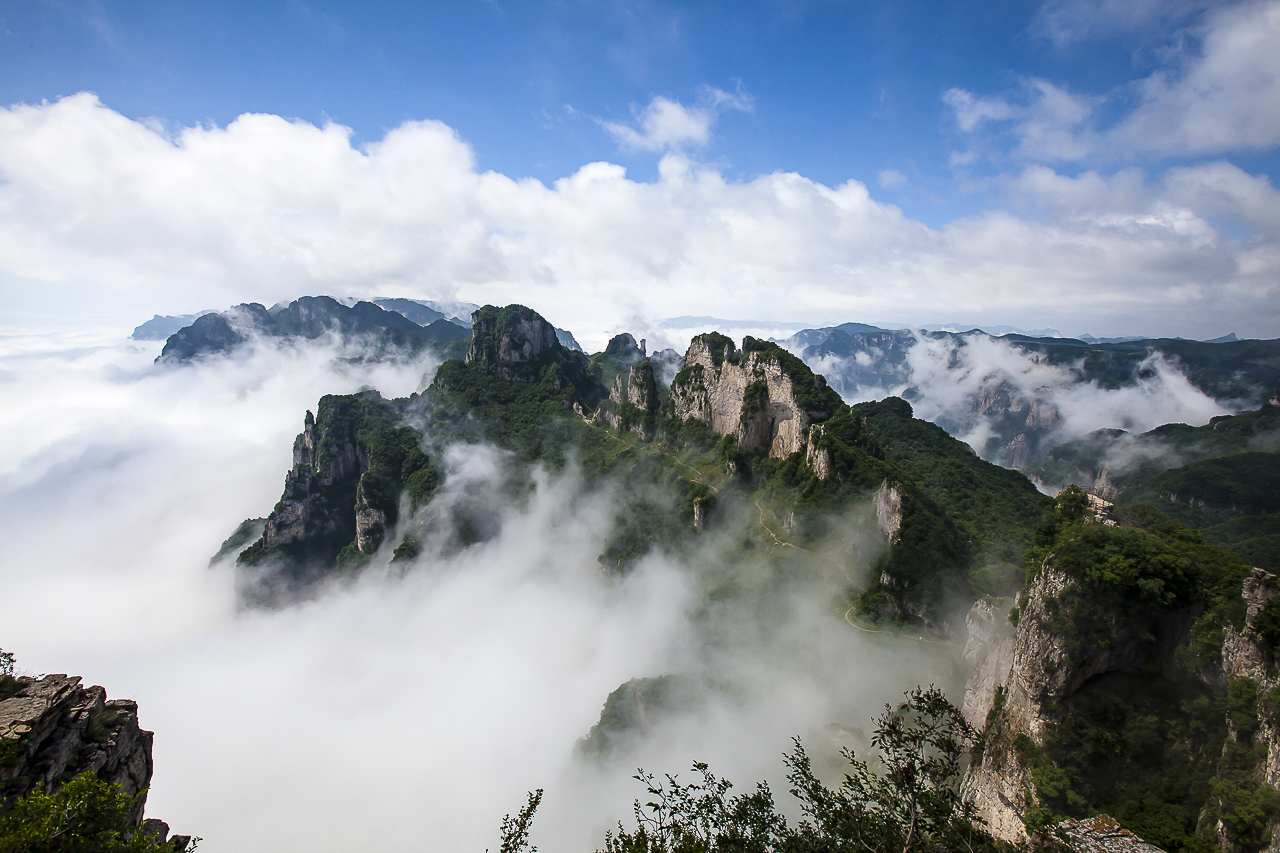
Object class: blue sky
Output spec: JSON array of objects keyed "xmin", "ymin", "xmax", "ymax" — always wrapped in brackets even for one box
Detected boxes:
[{"xmin": 0, "ymin": 0, "xmax": 1278, "ymax": 339}]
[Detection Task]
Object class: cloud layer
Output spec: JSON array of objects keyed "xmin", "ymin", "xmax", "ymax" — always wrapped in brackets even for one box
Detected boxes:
[
  {"xmin": 0, "ymin": 93, "xmax": 1276, "ymax": 344},
  {"xmin": 0, "ymin": 334, "xmax": 952, "ymax": 853}
]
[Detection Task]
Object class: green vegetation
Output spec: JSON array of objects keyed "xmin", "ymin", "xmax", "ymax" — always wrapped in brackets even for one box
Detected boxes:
[
  {"xmin": 1122, "ymin": 451, "xmax": 1280, "ymax": 528},
  {"xmin": 502, "ymin": 687, "xmax": 998, "ymax": 853},
  {"xmin": 856, "ymin": 397, "xmax": 1043, "ymax": 596},
  {"xmin": 999, "ymin": 491, "xmax": 1273, "ymax": 852},
  {"xmin": 0, "ymin": 773, "xmax": 196, "ymax": 853},
  {"xmin": 740, "ymin": 337, "xmax": 844, "ymax": 417}
]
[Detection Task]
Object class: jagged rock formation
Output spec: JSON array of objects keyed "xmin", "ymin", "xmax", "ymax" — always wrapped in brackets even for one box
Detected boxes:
[
  {"xmin": 961, "ymin": 553, "xmax": 1194, "ymax": 844},
  {"xmin": 670, "ymin": 334, "xmax": 842, "ymax": 459},
  {"xmin": 458, "ymin": 305, "xmax": 603, "ymax": 407},
  {"xmin": 158, "ymin": 295, "xmax": 465, "ymax": 363},
  {"xmin": 466, "ymin": 304, "xmax": 559, "ymax": 379},
  {"xmin": 960, "ymin": 595, "xmax": 1015, "ymax": 730},
  {"xmin": 1220, "ymin": 568, "xmax": 1280, "ymax": 850},
  {"xmin": 576, "ymin": 675, "xmax": 706, "ymax": 760},
  {"xmin": 594, "ymin": 335, "xmax": 660, "ymax": 436},
  {"xmin": 235, "ymin": 391, "xmax": 439, "ymax": 605},
  {"xmin": 0, "ymin": 674, "xmax": 188, "ymax": 848}
]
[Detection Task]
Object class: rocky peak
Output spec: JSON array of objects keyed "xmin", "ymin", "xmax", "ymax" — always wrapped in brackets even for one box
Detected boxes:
[
  {"xmin": 0, "ymin": 673, "xmax": 188, "ymax": 848},
  {"xmin": 603, "ymin": 332, "xmax": 646, "ymax": 363},
  {"xmin": 465, "ymin": 304, "xmax": 561, "ymax": 381},
  {"xmin": 670, "ymin": 334, "xmax": 842, "ymax": 460}
]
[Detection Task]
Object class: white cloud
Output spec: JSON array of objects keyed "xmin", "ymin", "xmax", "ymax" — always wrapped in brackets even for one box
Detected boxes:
[
  {"xmin": 1115, "ymin": 0, "xmax": 1280, "ymax": 153},
  {"xmin": 0, "ymin": 333, "xmax": 948, "ymax": 852},
  {"xmin": 877, "ymin": 169, "xmax": 908, "ymax": 189},
  {"xmin": 1032, "ymin": 0, "xmax": 1212, "ymax": 46},
  {"xmin": 951, "ymin": 1, "xmax": 1280, "ymax": 160},
  {"xmin": 941, "ymin": 88, "xmax": 1013, "ymax": 132},
  {"xmin": 0, "ymin": 93, "xmax": 1276, "ymax": 343},
  {"xmin": 601, "ymin": 86, "xmax": 753, "ymax": 153}
]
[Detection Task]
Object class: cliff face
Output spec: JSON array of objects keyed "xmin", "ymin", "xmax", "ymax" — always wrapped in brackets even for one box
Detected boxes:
[
  {"xmin": 961, "ymin": 553, "xmax": 1191, "ymax": 844},
  {"xmin": 465, "ymin": 304, "xmax": 561, "ymax": 381},
  {"xmin": 236, "ymin": 391, "xmax": 439, "ymax": 604},
  {"xmin": 0, "ymin": 674, "xmax": 187, "ymax": 847},
  {"xmin": 596, "ymin": 360, "xmax": 660, "ymax": 436},
  {"xmin": 1221, "ymin": 568, "xmax": 1280, "ymax": 851},
  {"xmin": 670, "ymin": 334, "xmax": 841, "ymax": 459}
]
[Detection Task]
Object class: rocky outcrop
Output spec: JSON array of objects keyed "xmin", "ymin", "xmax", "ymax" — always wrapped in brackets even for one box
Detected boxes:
[
  {"xmin": 0, "ymin": 674, "xmax": 187, "ymax": 847},
  {"xmin": 1220, "ymin": 568, "xmax": 1280, "ymax": 850},
  {"xmin": 1053, "ymin": 815, "xmax": 1166, "ymax": 852},
  {"xmin": 962, "ymin": 554, "xmax": 1189, "ymax": 844},
  {"xmin": 804, "ymin": 424, "xmax": 833, "ymax": 480},
  {"xmin": 262, "ymin": 409, "xmax": 359, "ymax": 552},
  {"xmin": 466, "ymin": 304, "xmax": 560, "ymax": 381},
  {"xmin": 670, "ymin": 335, "xmax": 841, "ymax": 460},
  {"xmin": 597, "ymin": 359, "xmax": 660, "ymax": 436},
  {"xmin": 236, "ymin": 392, "xmax": 439, "ymax": 604}
]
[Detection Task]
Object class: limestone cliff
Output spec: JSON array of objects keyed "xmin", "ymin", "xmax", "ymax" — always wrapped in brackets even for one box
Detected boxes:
[
  {"xmin": 454, "ymin": 304, "xmax": 603, "ymax": 407},
  {"xmin": 1220, "ymin": 568, "xmax": 1280, "ymax": 852},
  {"xmin": 466, "ymin": 304, "xmax": 560, "ymax": 381},
  {"xmin": 669, "ymin": 334, "xmax": 842, "ymax": 460},
  {"xmin": 961, "ymin": 553, "xmax": 1194, "ymax": 844},
  {"xmin": 596, "ymin": 359, "xmax": 660, "ymax": 436},
  {"xmin": 0, "ymin": 674, "xmax": 189, "ymax": 848},
  {"xmin": 235, "ymin": 391, "xmax": 439, "ymax": 604}
]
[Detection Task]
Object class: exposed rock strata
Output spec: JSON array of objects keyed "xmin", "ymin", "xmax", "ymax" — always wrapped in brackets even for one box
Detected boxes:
[
  {"xmin": 670, "ymin": 334, "xmax": 837, "ymax": 460},
  {"xmin": 962, "ymin": 555, "xmax": 1191, "ymax": 844},
  {"xmin": 1220, "ymin": 568, "xmax": 1280, "ymax": 850},
  {"xmin": 0, "ymin": 674, "xmax": 187, "ymax": 847},
  {"xmin": 960, "ymin": 595, "xmax": 1015, "ymax": 730}
]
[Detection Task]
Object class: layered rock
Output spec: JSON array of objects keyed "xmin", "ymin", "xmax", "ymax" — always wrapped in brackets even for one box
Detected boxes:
[
  {"xmin": 466, "ymin": 304, "xmax": 560, "ymax": 381},
  {"xmin": 1220, "ymin": 568, "xmax": 1280, "ymax": 849},
  {"xmin": 961, "ymin": 555, "xmax": 1191, "ymax": 844},
  {"xmin": 670, "ymin": 334, "xmax": 841, "ymax": 459},
  {"xmin": 0, "ymin": 674, "xmax": 187, "ymax": 847},
  {"xmin": 960, "ymin": 595, "xmax": 1015, "ymax": 730},
  {"xmin": 597, "ymin": 360, "xmax": 660, "ymax": 436},
  {"xmin": 260, "ymin": 408, "xmax": 363, "ymax": 553},
  {"xmin": 235, "ymin": 391, "xmax": 439, "ymax": 604}
]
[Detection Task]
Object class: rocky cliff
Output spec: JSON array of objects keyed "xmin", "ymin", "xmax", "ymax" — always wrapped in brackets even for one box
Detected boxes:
[
  {"xmin": 458, "ymin": 304, "xmax": 603, "ymax": 406},
  {"xmin": 0, "ymin": 673, "xmax": 188, "ymax": 849},
  {"xmin": 959, "ymin": 489, "xmax": 1278, "ymax": 852},
  {"xmin": 670, "ymin": 334, "xmax": 842, "ymax": 459},
  {"xmin": 595, "ymin": 341, "xmax": 659, "ymax": 437},
  {"xmin": 236, "ymin": 391, "xmax": 439, "ymax": 605}
]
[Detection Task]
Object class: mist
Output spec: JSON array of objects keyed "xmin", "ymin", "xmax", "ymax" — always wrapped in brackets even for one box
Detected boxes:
[
  {"xmin": 0, "ymin": 330, "xmax": 958, "ymax": 853},
  {"xmin": 801, "ymin": 331, "xmax": 1236, "ymax": 466}
]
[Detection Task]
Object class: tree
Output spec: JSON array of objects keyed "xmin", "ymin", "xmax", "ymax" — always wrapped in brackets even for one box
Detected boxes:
[
  {"xmin": 0, "ymin": 773, "xmax": 194, "ymax": 853},
  {"xmin": 588, "ymin": 685, "xmax": 1000, "ymax": 853}
]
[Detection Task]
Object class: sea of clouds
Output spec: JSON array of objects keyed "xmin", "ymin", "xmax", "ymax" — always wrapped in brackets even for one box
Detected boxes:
[{"xmin": 0, "ymin": 330, "xmax": 954, "ymax": 853}]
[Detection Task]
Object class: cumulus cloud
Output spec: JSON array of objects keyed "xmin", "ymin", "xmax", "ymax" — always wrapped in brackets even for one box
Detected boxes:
[
  {"xmin": 950, "ymin": 1, "xmax": 1280, "ymax": 160},
  {"xmin": 0, "ymin": 332, "xmax": 952, "ymax": 853},
  {"xmin": 0, "ymin": 93, "xmax": 1276, "ymax": 343},
  {"xmin": 601, "ymin": 86, "xmax": 753, "ymax": 153}
]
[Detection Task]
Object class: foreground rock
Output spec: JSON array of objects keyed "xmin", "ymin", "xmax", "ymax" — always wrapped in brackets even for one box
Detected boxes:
[{"xmin": 0, "ymin": 673, "xmax": 188, "ymax": 849}]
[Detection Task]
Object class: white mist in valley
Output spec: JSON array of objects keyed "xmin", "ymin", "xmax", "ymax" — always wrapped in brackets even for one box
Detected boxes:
[
  {"xmin": 0, "ymin": 330, "xmax": 955, "ymax": 853},
  {"xmin": 803, "ymin": 331, "xmax": 1236, "ymax": 469}
]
